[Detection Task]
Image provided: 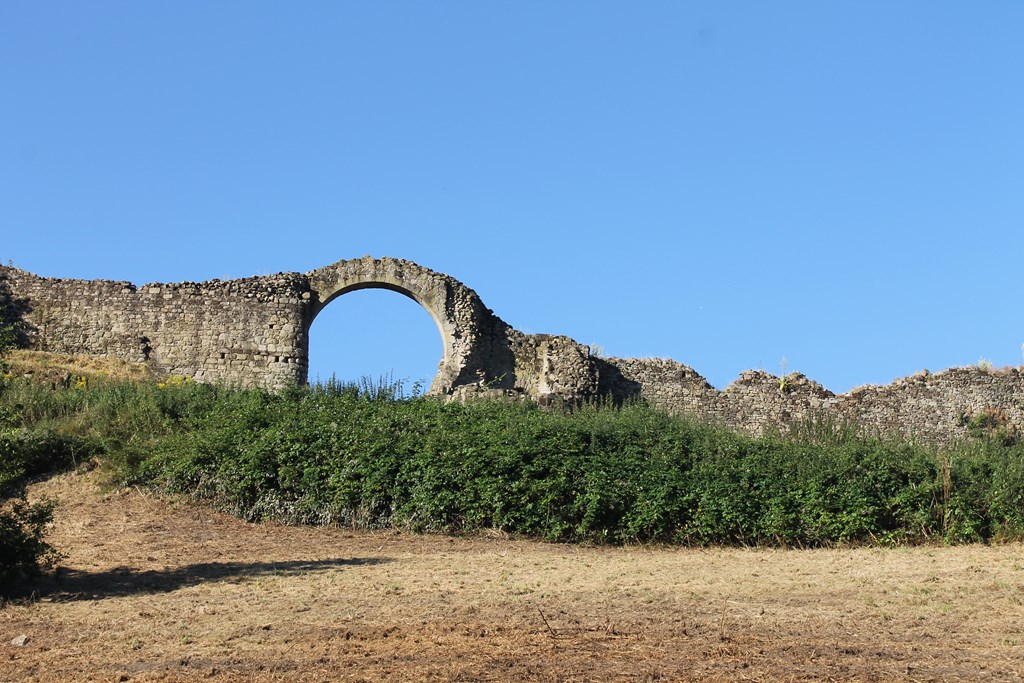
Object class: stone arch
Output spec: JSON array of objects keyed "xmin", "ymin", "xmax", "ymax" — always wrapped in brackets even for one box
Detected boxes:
[{"xmin": 305, "ymin": 256, "xmax": 511, "ymax": 394}]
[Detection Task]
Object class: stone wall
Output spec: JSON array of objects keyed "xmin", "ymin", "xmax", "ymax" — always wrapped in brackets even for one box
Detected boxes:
[
  {"xmin": 0, "ymin": 256, "xmax": 593, "ymax": 396},
  {"xmin": 2, "ymin": 256, "xmax": 1021, "ymax": 444},
  {"xmin": 0, "ymin": 266, "xmax": 310, "ymax": 389}
]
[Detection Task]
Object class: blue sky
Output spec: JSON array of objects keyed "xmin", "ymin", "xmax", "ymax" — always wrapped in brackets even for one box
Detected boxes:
[{"xmin": 2, "ymin": 3, "xmax": 1022, "ymax": 393}]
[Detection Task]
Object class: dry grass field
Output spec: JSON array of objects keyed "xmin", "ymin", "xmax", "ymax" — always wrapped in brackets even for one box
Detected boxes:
[
  {"xmin": 3, "ymin": 350, "xmax": 158, "ymax": 385},
  {"xmin": 4, "ymin": 470, "xmax": 1024, "ymax": 682}
]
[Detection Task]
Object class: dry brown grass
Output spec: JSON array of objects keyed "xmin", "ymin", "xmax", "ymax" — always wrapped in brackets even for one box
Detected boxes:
[
  {"xmin": 2, "ymin": 350, "xmax": 158, "ymax": 385},
  {"xmin": 4, "ymin": 471, "xmax": 1024, "ymax": 682}
]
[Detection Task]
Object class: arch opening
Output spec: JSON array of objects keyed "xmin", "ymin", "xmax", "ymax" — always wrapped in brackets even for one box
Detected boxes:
[
  {"xmin": 307, "ymin": 287, "xmax": 444, "ymax": 397},
  {"xmin": 304, "ymin": 256, "xmax": 498, "ymax": 395}
]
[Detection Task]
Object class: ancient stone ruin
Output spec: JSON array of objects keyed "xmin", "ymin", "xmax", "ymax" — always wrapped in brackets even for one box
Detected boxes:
[{"xmin": 2, "ymin": 256, "xmax": 1021, "ymax": 444}]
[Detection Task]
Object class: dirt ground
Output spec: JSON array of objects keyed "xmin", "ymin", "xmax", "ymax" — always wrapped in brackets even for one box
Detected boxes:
[{"xmin": 3, "ymin": 471, "xmax": 1024, "ymax": 682}]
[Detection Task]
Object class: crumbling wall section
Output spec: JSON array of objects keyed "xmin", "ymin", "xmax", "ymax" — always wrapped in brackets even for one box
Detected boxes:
[
  {"xmin": 506, "ymin": 331, "xmax": 598, "ymax": 403},
  {"xmin": 719, "ymin": 370, "xmax": 838, "ymax": 435},
  {"xmin": 596, "ymin": 357, "xmax": 718, "ymax": 412},
  {"xmin": 594, "ymin": 356, "xmax": 1024, "ymax": 445},
  {"xmin": 834, "ymin": 367, "xmax": 1024, "ymax": 443}
]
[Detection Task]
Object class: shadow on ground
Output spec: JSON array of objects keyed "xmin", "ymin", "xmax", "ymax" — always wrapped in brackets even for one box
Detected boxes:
[{"xmin": 6, "ymin": 557, "xmax": 387, "ymax": 602}]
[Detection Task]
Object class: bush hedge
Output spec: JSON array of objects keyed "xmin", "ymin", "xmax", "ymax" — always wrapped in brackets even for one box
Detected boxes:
[{"xmin": 2, "ymin": 374, "xmax": 1024, "ymax": 548}]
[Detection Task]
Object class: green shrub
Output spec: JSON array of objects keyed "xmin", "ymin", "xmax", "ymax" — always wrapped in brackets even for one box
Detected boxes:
[
  {"xmin": 0, "ymin": 428, "xmax": 87, "ymax": 593},
  {"xmin": 0, "ymin": 496, "xmax": 61, "ymax": 590},
  {"xmin": 4, "ymin": 373, "xmax": 1024, "ymax": 548},
  {"xmin": 120, "ymin": 385, "xmax": 1024, "ymax": 546}
]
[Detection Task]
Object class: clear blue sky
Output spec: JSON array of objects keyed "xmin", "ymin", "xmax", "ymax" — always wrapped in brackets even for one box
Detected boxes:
[{"xmin": 3, "ymin": 3, "xmax": 1022, "ymax": 393}]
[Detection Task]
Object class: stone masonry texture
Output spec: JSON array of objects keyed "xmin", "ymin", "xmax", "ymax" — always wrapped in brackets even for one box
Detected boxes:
[{"xmin": 2, "ymin": 256, "xmax": 1021, "ymax": 444}]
